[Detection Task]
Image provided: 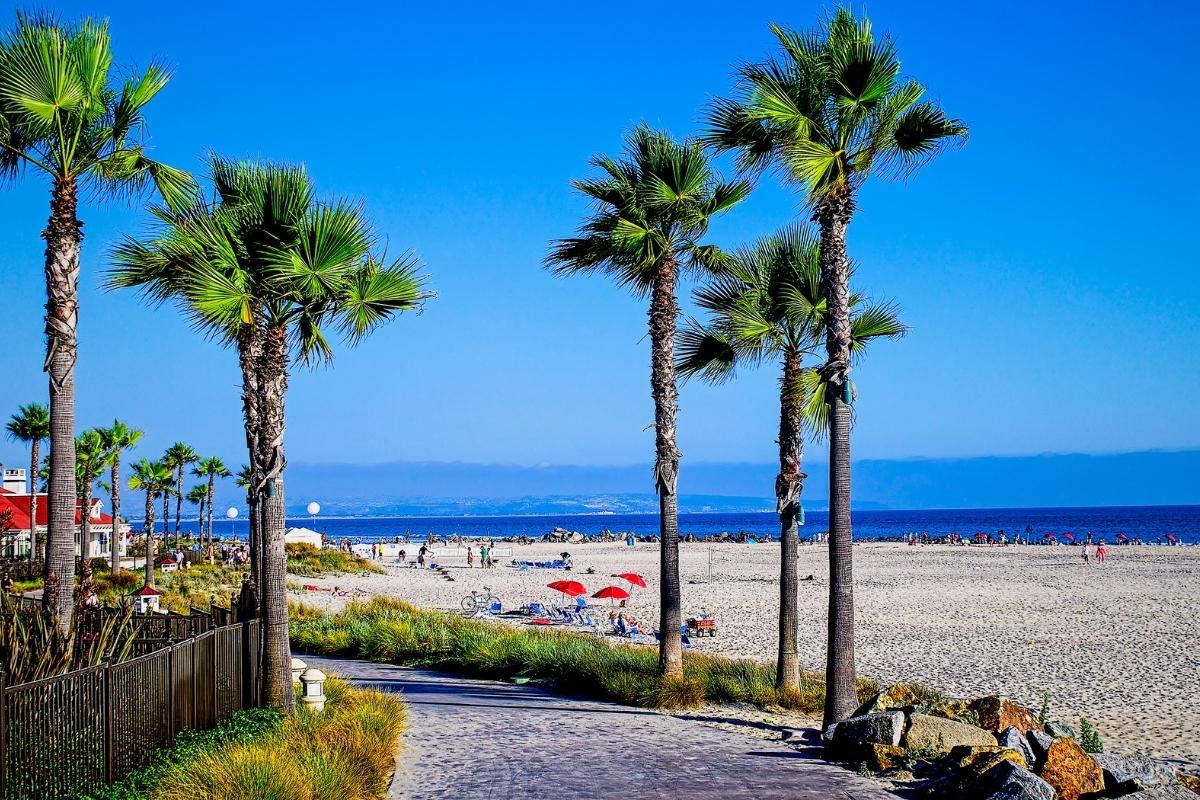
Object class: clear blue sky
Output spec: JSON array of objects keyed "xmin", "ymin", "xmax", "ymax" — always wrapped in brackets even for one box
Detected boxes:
[{"xmin": 1, "ymin": 0, "xmax": 1197, "ymax": 474}]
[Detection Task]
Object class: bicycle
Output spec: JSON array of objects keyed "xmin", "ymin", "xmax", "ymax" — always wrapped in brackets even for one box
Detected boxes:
[{"xmin": 461, "ymin": 586, "xmax": 499, "ymax": 612}]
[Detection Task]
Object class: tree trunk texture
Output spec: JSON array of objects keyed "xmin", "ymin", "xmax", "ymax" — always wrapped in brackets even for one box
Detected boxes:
[
  {"xmin": 110, "ymin": 455, "xmax": 121, "ymax": 573},
  {"xmin": 256, "ymin": 322, "xmax": 294, "ymax": 713},
  {"xmin": 143, "ymin": 490, "xmax": 155, "ymax": 588},
  {"xmin": 81, "ymin": 483, "xmax": 92, "ymax": 562},
  {"xmin": 649, "ymin": 260, "xmax": 684, "ymax": 679},
  {"xmin": 816, "ymin": 188, "xmax": 859, "ymax": 727},
  {"xmin": 161, "ymin": 490, "xmax": 170, "ymax": 543},
  {"xmin": 206, "ymin": 474, "xmax": 216, "ymax": 553},
  {"xmin": 28, "ymin": 440, "xmax": 39, "ymax": 561},
  {"xmin": 174, "ymin": 467, "xmax": 184, "ymax": 545},
  {"xmin": 42, "ymin": 177, "xmax": 83, "ymax": 631},
  {"xmin": 776, "ymin": 349, "xmax": 805, "ymax": 691},
  {"xmin": 236, "ymin": 324, "xmax": 263, "ymax": 591}
]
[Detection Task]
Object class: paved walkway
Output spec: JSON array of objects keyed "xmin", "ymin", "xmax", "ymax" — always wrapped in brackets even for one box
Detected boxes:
[{"xmin": 307, "ymin": 656, "xmax": 896, "ymax": 800}]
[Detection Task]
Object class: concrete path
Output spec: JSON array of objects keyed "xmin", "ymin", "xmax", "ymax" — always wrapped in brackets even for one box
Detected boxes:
[{"xmin": 307, "ymin": 656, "xmax": 897, "ymax": 800}]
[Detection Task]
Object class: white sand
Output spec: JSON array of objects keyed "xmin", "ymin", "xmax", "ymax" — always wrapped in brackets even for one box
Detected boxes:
[{"xmin": 293, "ymin": 540, "xmax": 1200, "ymax": 763}]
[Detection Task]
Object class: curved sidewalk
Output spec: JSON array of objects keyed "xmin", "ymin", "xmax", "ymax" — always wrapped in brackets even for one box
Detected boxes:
[{"xmin": 307, "ymin": 656, "xmax": 897, "ymax": 800}]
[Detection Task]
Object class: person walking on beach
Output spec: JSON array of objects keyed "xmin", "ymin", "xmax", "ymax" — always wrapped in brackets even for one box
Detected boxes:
[
  {"xmin": 418, "ymin": 544, "xmax": 427, "ymax": 568},
  {"xmin": 1096, "ymin": 540, "xmax": 1108, "ymax": 564},
  {"xmin": 467, "ymin": 546, "xmax": 475, "ymax": 568},
  {"xmin": 1081, "ymin": 540, "xmax": 1092, "ymax": 564},
  {"xmin": 479, "ymin": 542, "xmax": 488, "ymax": 568}
]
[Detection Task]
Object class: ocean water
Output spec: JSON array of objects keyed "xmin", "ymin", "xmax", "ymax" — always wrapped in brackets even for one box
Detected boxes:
[{"xmin": 189, "ymin": 505, "xmax": 1200, "ymax": 545}]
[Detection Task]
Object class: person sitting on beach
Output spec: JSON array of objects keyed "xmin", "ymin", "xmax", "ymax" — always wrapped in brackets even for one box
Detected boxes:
[
  {"xmin": 397, "ymin": 549, "xmax": 406, "ymax": 564},
  {"xmin": 332, "ymin": 586, "xmax": 348, "ymax": 597}
]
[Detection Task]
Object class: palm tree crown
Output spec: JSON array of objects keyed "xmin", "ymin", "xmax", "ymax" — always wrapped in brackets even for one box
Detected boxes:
[
  {"xmin": 548, "ymin": 125, "xmax": 750, "ymax": 293},
  {"xmin": 705, "ymin": 9, "xmax": 966, "ymax": 205},
  {"xmin": 5, "ymin": 403, "xmax": 49, "ymax": 448}
]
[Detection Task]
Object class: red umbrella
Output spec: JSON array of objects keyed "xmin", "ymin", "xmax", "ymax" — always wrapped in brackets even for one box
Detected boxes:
[
  {"xmin": 616, "ymin": 572, "xmax": 647, "ymax": 589},
  {"xmin": 1116, "ymin": 532, "xmax": 1129, "ymax": 542},
  {"xmin": 1063, "ymin": 532, "xmax": 1075, "ymax": 542},
  {"xmin": 1043, "ymin": 533, "xmax": 1057, "ymax": 540},
  {"xmin": 592, "ymin": 586, "xmax": 631, "ymax": 605},
  {"xmin": 547, "ymin": 580, "xmax": 586, "ymax": 600}
]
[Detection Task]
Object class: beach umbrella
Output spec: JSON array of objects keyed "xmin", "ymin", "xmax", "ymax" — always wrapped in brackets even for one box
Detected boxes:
[
  {"xmin": 1116, "ymin": 532, "xmax": 1129, "ymax": 542},
  {"xmin": 616, "ymin": 572, "xmax": 647, "ymax": 589},
  {"xmin": 546, "ymin": 580, "xmax": 586, "ymax": 600},
  {"xmin": 1043, "ymin": 533, "xmax": 1056, "ymax": 541},
  {"xmin": 1063, "ymin": 532, "xmax": 1075, "ymax": 542},
  {"xmin": 592, "ymin": 586, "xmax": 630, "ymax": 606}
]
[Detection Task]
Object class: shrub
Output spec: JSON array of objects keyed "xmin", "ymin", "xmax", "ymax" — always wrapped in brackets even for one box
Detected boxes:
[
  {"xmin": 86, "ymin": 679, "xmax": 404, "ymax": 800},
  {"xmin": 290, "ymin": 597, "xmax": 895, "ymax": 714},
  {"xmin": 1038, "ymin": 691, "xmax": 1050, "ymax": 725},
  {"xmin": 285, "ymin": 542, "xmax": 384, "ymax": 577},
  {"xmin": 1079, "ymin": 718, "xmax": 1103, "ymax": 753}
]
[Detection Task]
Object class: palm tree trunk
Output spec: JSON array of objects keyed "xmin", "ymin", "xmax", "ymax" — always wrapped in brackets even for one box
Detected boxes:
[
  {"xmin": 81, "ymin": 483, "xmax": 93, "ymax": 562},
  {"xmin": 28, "ymin": 440, "xmax": 39, "ymax": 562},
  {"xmin": 42, "ymin": 176, "xmax": 83, "ymax": 632},
  {"xmin": 256, "ymin": 321, "xmax": 294, "ymax": 713},
  {"xmin": 174, "ymin": 468, "xmax": 184, "ymax": 547},
  {"xmin": 776, "ymin": 349, "xmax": 805, "ymax": 691},
  {"xmin": 206, "ymin": 474, "xmax": 216, "ymax": 553},
  {"xmin": 816, "ymin": 188, "xmax": 858, "ymax": 727},
  {"xmin": 110, "ymin": 455, "xmax": 121, "ymax": 573},
  {"xmin": 143, "ymin": 490, "xmax": 155, "ymax": 588},
  {"xmin": 162, "ymin": 490, "xmax": 170, "ymax": 544},
  {"xmin": 236, "ymin": 323, "xmax": 263, "ymax": 592},
  {"xmin": 649, "ymin": 261, "xmax": 684, "ymax": 679}
]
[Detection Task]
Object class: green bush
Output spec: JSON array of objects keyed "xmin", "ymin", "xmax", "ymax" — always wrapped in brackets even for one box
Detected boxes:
[
  {"xmin": 290, "ymin": 596, "xmax": 883, "ymax": 713},
  {"xmin": 285, "ymin": 542, "xmax": 384, "ymax": 577},
  {"xmin": 1079, "ymin": 717, "xmax": 1103, "ymax": 753}
]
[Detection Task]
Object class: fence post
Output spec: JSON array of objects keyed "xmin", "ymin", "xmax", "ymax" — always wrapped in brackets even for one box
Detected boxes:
[
  {"xmin": 103, "ymin": 661, "xmax": 114, "ymax": 784},
  {"xmin": 211, "ymin": 631, "xmax": 218, "ymax": 720},
  {"xmin": 166, "ymin": 646, "xmax": 175, "ymax": 740},
  {"xmin": 1, "ymin": 667, "xmax": 7, "ymax": 799}
]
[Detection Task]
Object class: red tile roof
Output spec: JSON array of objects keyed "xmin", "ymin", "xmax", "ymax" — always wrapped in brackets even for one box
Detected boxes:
[{"xmin": 0, "ymin": 492, "xmax": 114, "ymax": 532}]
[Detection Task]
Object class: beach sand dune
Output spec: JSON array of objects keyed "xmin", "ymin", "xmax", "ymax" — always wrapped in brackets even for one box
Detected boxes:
[{"xmin": 297, "ymin": 540, "xmax": 1200, "ymax": 763}]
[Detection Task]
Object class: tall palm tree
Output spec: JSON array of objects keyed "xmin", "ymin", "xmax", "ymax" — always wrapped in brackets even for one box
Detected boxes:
[
  {"xmin": 128, "ymin": 458, "xmax": 172, "ymax": 588},
  {"xmin": 0, "ymin": 15, "xmax": 193, "ymax": 628},
  {"xmin": 186, "ymin": 484, "xmax": 208, "ymax": 541},
  {"xmin": 705, "ymin": 9, "xmax": 966, "ymax": 724},
  {"xmin": 193, "ymin": 456, "xmax": 231, "ymax": 549},
  {"xmin": 74, "ymin": 429, "xmax": 110, "ymax": 560},
  {"xmin": 109, "ymin": 156, "xmax": 432, "ymax": 713},
  {"xmin": 162, "ymin": 442, "xmax": 198, "ymax": 546},
  {"xmin": 677, "ymin": 225, "xmax": 904, "ymax": 691},
  {"xmin": 548, "ymin": 126, "xmax": 749, "ymax": 678},
  {"xmin": 98, "ymin": 420, "xmax": 142, "ymax": 573},
  {"xmin": 5, "ymin": 403, "xmax": 49, "ymax": 559}
]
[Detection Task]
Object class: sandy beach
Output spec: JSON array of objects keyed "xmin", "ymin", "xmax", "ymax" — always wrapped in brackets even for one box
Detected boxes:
[{"xmin": 293, "ymin": 540, "xmax": 1200, "ymax": 763}]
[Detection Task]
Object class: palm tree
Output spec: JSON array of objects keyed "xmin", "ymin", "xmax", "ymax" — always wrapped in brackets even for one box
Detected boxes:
[
  {"xmin": 128, "ymin": 458, "xmax": 172, "ymax": 588},
  {"xmin": 193, "ymin": 456, "xmax": 231, "ymax": 550},
  {"xmin": 5, "ymin": 403, "xmax": 49, "ymax": 559},
  {"xmin": 705, "ymin": 9, "xmax": 966, "ymax": 724},
  {"xmin": 98, "ymin": 420, "xmax": 142, "ymax": 573},
  {"xmin": 74, "ymin": 430, "xmax": 110, "ymax": 561},
  {"xmin": 186, "ymin": 484, "xmax": 208, "ymax": 542},
  {"xmin": 677, "ymin": 225, "xmax": 904, "ymax": 692},
  {"xmin": 548, "ymin": 126, "xmax": 749, "ymax": 678},
  {"xmin": 0, "ymin": 15, "xmax": 193, "ymax": 628},
  {"xmin": 109, "ymin": 156, "xmax": 432, "ymax": 713},
  {"xmin": 162, "ymin": 442, "xmax": 199, "ymax": 547}
]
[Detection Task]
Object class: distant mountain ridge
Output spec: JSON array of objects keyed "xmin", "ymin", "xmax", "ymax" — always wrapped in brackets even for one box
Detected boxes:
[{"xmin": 267, "ymin": 449, "xmax": 1200, "ymax": 516}]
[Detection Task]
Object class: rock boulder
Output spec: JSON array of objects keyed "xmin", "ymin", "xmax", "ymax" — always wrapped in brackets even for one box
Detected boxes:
[
  {"xmin": 904, "ymin": 713, "xmax": 998, "ymax": 752},
  {"xmin": 1038, "ymin": 737, "xmax": 1104, "ymax": 800},
  {"xmin": 853, "ymin": 684, "xmax": 927, "ymax": 716},
  {"xmin": 971, "ymin": 760, "xmax": 1057, "ymax": 800},
  {"xmin": 974, "ymin": 695, "xmax": 1044, "ymax": 734},
  {"xmin": 831, "ymin": 711, "xmax": 906, "ymax": 749},
  {"xmin": 1091, "ymin": 752, "xmax": 1178, "ymax": 790},
  {"xmin": 998, "ymin": 727, "xmax": 1037, "ymax": 768},
  {"xmin": 1045, "ymin": 721, "xmax": 1077, "ymax": 740}
]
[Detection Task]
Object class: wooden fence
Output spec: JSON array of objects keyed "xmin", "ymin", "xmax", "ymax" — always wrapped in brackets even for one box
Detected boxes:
[{"xmin": 0, "ymin": 611, "xmax": 260, "ymax": 800}]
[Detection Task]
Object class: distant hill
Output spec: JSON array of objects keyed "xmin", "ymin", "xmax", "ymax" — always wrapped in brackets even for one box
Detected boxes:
[{"xmin": 265, "ymin": 449, "xmax": 1200, "ymax": 515}]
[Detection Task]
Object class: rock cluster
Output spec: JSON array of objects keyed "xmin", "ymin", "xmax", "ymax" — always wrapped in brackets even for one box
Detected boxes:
[{"xmin": 824, "ymin": 688, "xmax": 1195, "ymax": 800}]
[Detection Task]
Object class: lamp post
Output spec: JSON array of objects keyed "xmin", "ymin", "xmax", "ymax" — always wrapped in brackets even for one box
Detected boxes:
[
  {"xmin": 307, "ymin": 501, "xmax": 320, "ymax": 531},
  {"xmin": 225, "ymin": 506, "xmax": 238, "ymax": 541}
]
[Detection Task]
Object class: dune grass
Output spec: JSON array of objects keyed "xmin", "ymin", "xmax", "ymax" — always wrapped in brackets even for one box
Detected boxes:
[
  {"xmin": 86, "ymin": 677, "xmax": 405, "ymax": 800},
  {"xmin": 286, "ymin": 542, "xmax": 385, "ymax": 577},
  {"xmin": 290, "ymin": 596, "xmax": 882, "ymax": 712}
]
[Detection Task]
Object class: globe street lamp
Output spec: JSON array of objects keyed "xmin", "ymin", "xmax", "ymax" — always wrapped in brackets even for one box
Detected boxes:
[{"xmin": 226, "ymin": 506, "xmax": 238, "ymax": 541}]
